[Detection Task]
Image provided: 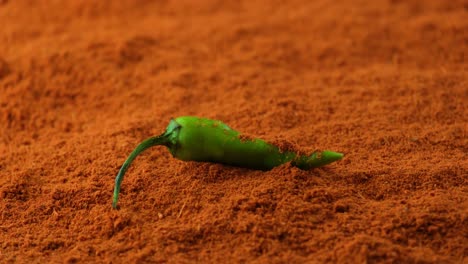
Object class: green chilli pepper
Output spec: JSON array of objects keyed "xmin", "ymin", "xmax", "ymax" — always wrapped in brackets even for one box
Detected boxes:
[{"xmin": 112, "ymin": 116, "xmax": 343, "ymax": 208}]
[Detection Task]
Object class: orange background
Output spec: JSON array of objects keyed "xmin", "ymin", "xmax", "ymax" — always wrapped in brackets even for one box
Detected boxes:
[{"xmin": 0, "ymin": 0, "xmax": 466, "ymax": 262}]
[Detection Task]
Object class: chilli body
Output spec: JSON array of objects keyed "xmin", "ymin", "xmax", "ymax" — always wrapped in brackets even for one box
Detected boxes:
[
  {"xmin": 169, "ymin": 117, "xmax": 297, "ymax": 170},
  {"xmin": 112, "ymin": 116, "xmax": 343, "ymax": 208}
]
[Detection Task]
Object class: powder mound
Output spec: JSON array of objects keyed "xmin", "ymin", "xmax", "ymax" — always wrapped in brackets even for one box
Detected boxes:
[
  {"xmin": 238, "ymin": 133, "xmax": 310, "ymax": 155},
  {"xmin": 237, "ymin": 133, "xmax": 256, "ymax": 142},
  {"xmin": 265, "ymin": 138, "xmax": 310, "ymax": 156},
  {"xmin": 0, "ymin": 0, "xmax": 465, "ymax": 263}
]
